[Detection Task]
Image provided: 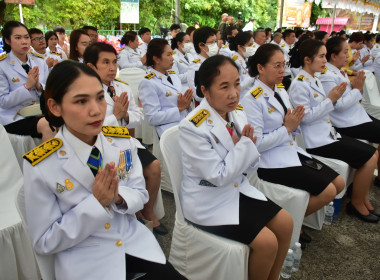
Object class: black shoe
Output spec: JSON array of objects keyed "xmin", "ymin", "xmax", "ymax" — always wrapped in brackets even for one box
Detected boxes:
[
  {"xmin": 374, "ymin": 177, "xmax": 380, "ymax": 187},
  {"xmin": 299, "ymin": 240, "xmax": 307, "ymax": 250},
  {"xmin": 346, "ymin": 202, "xmax": 379, "ymax": 223},
  {"xmin": 153, "ymin": 224, "xmax": 169, "ymax": 235},
  {"xmin": 369, "ymin": 209, "xmax": 380, "ymax": 218},
  {"xmin": 346, "ymin": 183, "xmax": 353, "ymax": 198},
  {"xmin": 299, "ymin": 231, "xmax": 312, "ymax": 243}
]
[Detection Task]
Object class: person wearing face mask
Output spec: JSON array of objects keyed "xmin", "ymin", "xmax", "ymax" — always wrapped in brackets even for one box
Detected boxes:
[
  {"xmin": 187, "ymin": 27, "xmax": 219, "ymax": 103},
  {"xmin": 118, "ymin": 31, "xmax": 146, "ymax": 70},
  {"xmin": 171, "ymin": 32, "xmax": 193, "ymax": 92},
  {"xmin": 228, "ymin": 31, "xmax": 255, "ymax": 100}
]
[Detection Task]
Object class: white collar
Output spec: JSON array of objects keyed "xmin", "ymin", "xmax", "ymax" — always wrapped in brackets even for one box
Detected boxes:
[
  {"xmin": 325, "ymin": 62, "xmax": 341, "ymax": 73},
  {"xmin": 11, "ymin": 50, "xmax": 31, "ymax": 67},
  {"xmin": 255, "ymin": 78, "xmax": 275, "ymax": 96},
  {"xmin": 203, "ymin": 97, "xmax": 234, "ymax": 127}
]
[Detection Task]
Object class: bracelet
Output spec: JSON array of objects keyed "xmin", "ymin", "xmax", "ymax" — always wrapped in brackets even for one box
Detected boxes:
[{"xmin": 24, "ymin": 84, "xmax": 31, "ymax": 91}]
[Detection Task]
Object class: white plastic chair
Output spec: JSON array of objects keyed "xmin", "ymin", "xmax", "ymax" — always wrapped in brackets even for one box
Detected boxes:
[
  {"xmin": 0, "ymin": 125, "xmax": 40, "ymax": 279},
  {"xmin": 152, "ymin": 129, "xmax": 172, "ymax": 193},
  {"xmin": 160, "ymin": 126, "xmax": 250, "ymax": 280},
  {"xmin": 362, "ymin": 70, "xmax": 380, "ymax": 120},
  {"xmin": 7, "ymin": 134, "xmax": 41, "ymax": 170}
]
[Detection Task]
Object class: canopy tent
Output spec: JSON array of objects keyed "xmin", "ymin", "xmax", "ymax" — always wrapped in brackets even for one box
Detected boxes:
[{"xmin": 316, "ymin": 17, "xmax": 349, "ymax": 32}]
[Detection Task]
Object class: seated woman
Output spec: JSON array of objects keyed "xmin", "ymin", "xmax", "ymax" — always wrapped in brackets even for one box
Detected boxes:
[
  {"xmin": 84, "ymin": 42, "xmax": 168, "ymax": 235},
  {"xmin": 118, "ymin": 31, "xmax": 146, "ymax": 70},
  {"xmin": 45, "ymin": 30, "xmax": 68, "ymax": 61},
  {"xmin": 171, "ymin": 32, "xmax": 193, "ymax": 92},
  {"xmin": 289, "ymin": 39, "xmax": 379, "ymax": 223},
  {"xmin": 139, "ymin": 38, "xmax": 193, "ymax": 138},
  {"xmin": 179, "ymin": 55, "xmax": 293, "ymax": 280},
  {"xmin": 0, "ymin": 21, "xmax": 54, "ymax": 140},
  {"xmin": 242, "ymin": 44, "xmax": 345, "ymax": 244},
  {"xmin": 342, "ymin": 32, "xmax": 367, "ymax": 76},
  {"xmin": 320, "ymin": 36, "xmax": 380, "ymax": 187},
  {"xmin": 23, "ymin": 61, "xmax": 186, "ymax": 280},
  {"xmin": 68, "ymin": 29, "xmax": 90, "ymax": 62}
]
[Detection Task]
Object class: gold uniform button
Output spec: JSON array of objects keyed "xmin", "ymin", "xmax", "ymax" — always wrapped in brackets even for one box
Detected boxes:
[
  {"xmin": 327, "ymin": 120, "xmax": 331, "ymax": 123},
  {"xmin": 234, "ymin": 183, "xmax": 238, "ymax": 188},
  {"xmin": 290, "ymin": 142, "xmax": 294, "ymax": 145},
  {"xmin": 107, "ymin": 137, "xmax": 113, "ymax": 142},
  {"xmin": 116, "ymin": 240, "xmax": 122, "ymax": 247},
  {"xmin": 208, "ymin": 119, "xmax": 213, "ymax": 124},
  {"xmin": 105, "ymin": 223, "xmax": 111, "ymax": 230},
  {"xmin": 59, "ymin": 150, "xmax": 66, "ymax": 156}
]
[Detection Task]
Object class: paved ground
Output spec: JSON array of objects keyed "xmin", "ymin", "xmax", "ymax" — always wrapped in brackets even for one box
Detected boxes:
[{"xmin": 155, "ymin": 179, "xmax": 380, "ymax": 280}]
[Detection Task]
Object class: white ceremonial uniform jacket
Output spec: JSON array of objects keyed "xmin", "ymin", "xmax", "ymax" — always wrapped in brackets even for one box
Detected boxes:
[
  {"xmin": 374, "ymin": 53, "xmax": 380, "ymax": 82},
  {"xmin": 242, "ymin": 79, "xmax": 311, "ymax": 169},
  {"xmin": 139, "ymin": 68, "xmax": 191, "ymax": 137},
  {"xmin": 138, "ymin": 41, "xmax": 148, "ymax": 56},
  {"xmin": 359, "ymin": 46, "xmax": 374, "ymax": 72},
  {"xmin": 0, "ymin": 51, "xmax": 48, "ymax": 125},
  {"xmin": 319, "ymin": 62, "xmax": 372, "ymax": 128},
  {"xmin": 187, "ymin": 53, "xmax": 206, "ymax": 102},
  {"xmin": 219, "ymin": 44, "xmax": 233, "ymax": 58},
  {"xmin": 23, "ymin": 126, "xmax": 165, "ymax": 280},
  {"xmin": 350, "ymin": 49, "xmax": 365, "ymax": 72},
  {"xmin": 172, "ymin": 49, "xmax": 192, "ymax": 92},
  {"xmin": 45, "ymin": 47, "xmax": 68, "ymax": 61},
  {"xmin": 231, "ymin": 51, "xmax": 250, "ymax": 96},
  {"xmin": 370, "ymin": 43, "xmax": 380, "ymax": 59},
  {"xmin": 279, "ymin": 42, "xmax": 292, "ymax": 76},
  {"xmin": 289, "ymin": 69, "xmax": 340, "ymax": 149},
  {"xmin": 179, "ymin": 98, "xmax": 267, "ymax": 226},
  {"xmin": 118, "ymin": 46, "xmax": 144, "ymax": 70}
]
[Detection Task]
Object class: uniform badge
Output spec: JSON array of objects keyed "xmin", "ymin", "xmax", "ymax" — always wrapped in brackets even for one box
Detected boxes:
[
  {"xmin": 11, "ymin": 77, "xmax": 20, "ymax": 83},
  {"xmin": 165, "ymin": 91, "xmax": 173, "ymax": 97},
  {"xmin": 65, "ymin": 179, "xmax": 74, "ymax": 190},
  {"xmin": 117, "ymin": 149, "xmax": 133, "ymax": 180},
  {"xmin": 213, "ymin": 135, "xmax": 219, "ymax": 144},
  {"xmin": 232, "ymin": 55, "xmax": 238, "ymax": 61},
  {"xmin": 313, "ymin": 93, "xmax": 319, "ymax": 98},
  {"xmin": 56, "ymin": 183, "xmax": 65, "ymax": 193},
  {"xmin": 268, "ymin": 106, "xmax": 276, "ymax": 113}
]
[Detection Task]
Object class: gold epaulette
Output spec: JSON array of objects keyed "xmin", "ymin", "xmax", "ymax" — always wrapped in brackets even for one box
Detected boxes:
[
  {"xmin": 222, "ymin": 45, "xmax": 228, "ymax": 49},
  {"xmin": 193, "ymin": 58, "xmax": 201, "ymax": 63},
  {"xmin": 119, "ymin": 46, "xmax": 125, "ymax": 51},
  {"xmin": 232, "ymin": 55, "xmax": 238, "ymax": 61},
  {"xmin": 139, "ymin": 42, "xmax": 142, "ymax": 45},
  {"xmin": 236, "ymin": 104, "xmax": 244, "ymax": 110},
  {"xmin": 281, "ymin": 44, "xmax": 285, "ymax": 47},
  {"xmin": 172, "ymin": 51, "xmax": 177, "ymax": 55},
  {"xmin": 23, "ymin": 138, "xmax": 63, "ymax": 166},
  {"xmin": 250, "ymin": 87, "xmax": 263, "ymax": 99},
  {"xmin": 297, "ymin": 75, "xmax": 305, "ymax": 81},
  {"xmin": 102, "ymin": 126, "xmax": 131, "ymax": 138},
  {"xmin": 145, "ymin": 72, "xmax": 156, "ymax": 80},
  {"xmin": 29, "ymin": 51, "xmax": 44, "ymax": 59},
  {"xmin": 0, "ymin": 53, "xmax": 7, "ymax": 61},
  {"xmin": 168, "ymin": 70, "xmax": 176, "ymax": 74},
  {"xmin": 189, "ymin": 109, "xmax": 209, "ymax": 127},
  {"xmin": 321, "ymin": 66, "xmax": 327, "ymax": 74},
  {"xmin": 50, "ymin": 50, "xmax": 62, "ymax": 57},
  {"xmin": 115, "ymin": 78, "xmax": 129, "ymax": 85},
  {"xmin": 276, "ymin": 83, "xmax": 285, "ymax": 88}
]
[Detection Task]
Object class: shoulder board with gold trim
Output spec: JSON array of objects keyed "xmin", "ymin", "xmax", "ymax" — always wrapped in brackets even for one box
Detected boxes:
[
  {"xmin": 102, "ymin": 126, "xmax": 131, "ymax": 138},
  {"xmin": 222, "ymin": 45, "xmax": 228, "ymax": 49},
  {"xmin": 193, "ymin": 58, "xmax": 201, "ymax": 64},
  {"xmin": 23, "ymin": 138, "xmax": 63, "ymax": 166},
  {"xmin": 115, "ymin": 78, "xmax": 129, "ymax": 85},
  {"xmin": 144, "ymin": 72, "xmax": 156, "ymax": 80},
  {"xmin": 236, "ymin": 104, "xmax": 244, "ymax": 110},
  {"xmin": 276, "ymin": 83, "xmax": 285, "ymax": 88},
  {"xmin": 232, "ymin": 55, "xmax": 238, "ymax": 61},
  {"xmin": 250, "ymin": 87, "xmax": 263, "ymax": 99},
  {"xmin": 189, "ymin": 109, "xmax": 209, "ymax": 127},
  {"xmin": 50, "ymin": 50, "xmax": 62, "ymax": 57},
  {"xmin": 172, "ymin": 51, "xmax": 177, "ymax": 55},
  {"xmin": 297, "ymin": 75, "xmax": 305, "ymax": 81},
  {"xmin": 168, "ymin": 70, "xmax": 176, "ymax": 74},
  {"xmin": 29, "ymin": 51, "xmax": 44, "ymax": 59},
  {"xmin": 139, "ymin": 42, "xmax": 142, "ymax": 46},
  {"xmin": 281, "ymin": 44, "xmax": 285, "ymax": 47},
  {"xmin": 119, "ymin": 46, "xmax": 125, "ymax": 51},
  {"xmin": 0, "ymin": 53, "xmax": 7, "ymax": 61},
  {"xmin": 321, "ymin": 66, "xmax": 327, "ymax": 74}
]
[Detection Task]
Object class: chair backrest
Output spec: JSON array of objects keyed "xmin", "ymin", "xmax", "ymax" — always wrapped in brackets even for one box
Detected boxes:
[
  {"xmin": 159, "ymin": 125, "xmax": 185, "ymax": 222},
  {"xmin": 118, "ymin": 67, "xmax": 147, "ymax": 104},
  {"xmin": 16, "ymin": 188, "xmax": 56, "ymax": 280},
  {"xmin": 363, "ymin": 70, "xmax": 380, "ymax": 106}
]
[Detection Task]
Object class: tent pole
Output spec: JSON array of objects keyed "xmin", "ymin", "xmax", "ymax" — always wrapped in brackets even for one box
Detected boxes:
[
  {"xmin": 330, "ymin": 4, "xmax": 336, "ymax": 34},
  {"xmin": 279, "ymin": 0, "xmax": 285, "ymax": 28}
]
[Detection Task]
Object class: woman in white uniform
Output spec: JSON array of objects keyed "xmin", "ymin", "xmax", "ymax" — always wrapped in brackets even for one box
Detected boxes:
[
  {"xmin": 45, "ymin": 31, "xmax": 67, "ymax": 61},
  {"xmin": 0, "ymin": 21, "xmax": 54, "ymax": 140},
  {"xmin": 180, "ymin": 55, "xmax": 293, "ymax": 280},
  {"xmin": 289, "ymin": 39, "xmax": 379, "ymax": 223},
  {"xmin": 171, "ymin": 32, "xmax": 193, "ymax": 92},
  {"xmin": 118, "ymin": 31, "xmax": 146, "ymax": 70},
  {"xmin": 242, "ymin": 44, "xmax": 345, "ymax": 244},
  {"xmin": 320, "ymin": 36, "xmax": 380, "ymax": 187},
  {"xmin": 23, "ymin": 61, "xmax": 186, "ymax": 280},
  {"xmin": 68, "ymin": 29, "xmax": 90, "ymax": 63},
  {"xmin": 139, "ymin": 38, "xmax": 193, "ymax": 138}
]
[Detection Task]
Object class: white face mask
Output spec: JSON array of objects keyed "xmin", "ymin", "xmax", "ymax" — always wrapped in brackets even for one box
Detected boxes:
[
  {"xmin": 243, "ymin": 46, "xmax": 255, "ymax": 58},
  {"xmin": 182, "ymin": 42, "xmax": 192, "ymax": 54},
  {"xmin": 205, "ymin": 43, "xmax": 219, "ymax": 57}
]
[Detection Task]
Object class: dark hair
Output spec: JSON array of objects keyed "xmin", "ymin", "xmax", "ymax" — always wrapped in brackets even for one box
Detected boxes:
[
  {"xmin": 376, "ymin": 34, "xmax": 380, "ymax": 43},
  {"xmin": 226, "ymin": 26, "xmax": 238, "ymax": 36},
  {"xmin": 338, "ymin": 30, "xmax": 346, "ymax": 37},
  {"xmin": 53, "ymin": 25, "xmax": 65, "ymax": 34},
  {"xmin": 138, "ymin": 27, "xmax": 151, "ymax": 36},
  {"xmin": 229, "ymin": 31, "xmax": 252, "ymax": 52},
  {"xmin": 348, "ymin": 32, "xmax": 364, "ymax": 43},
  {"xmin": 69, "ymin": 29, "xmax": 90, "ymax": 61},
  {"xmin": 120, "ymin": 31, "xmax": 137, "ymax": 46},
  {"xmin": 193, "ymin": 26, "xmax": 216, "ymax": 54},
  {"xmin": 83, "ymin": 42, "xmax": 117, "ymax": 65},
  {"xmin": 45, "ymin": 31, "xmax": 58, "ymax": 46},
  {"xmin": 331, "ymin": 31, "xmax": 337, "ymax": 36},
  {"xmin": 298, "ymin": 39, "xmax": 325, "ymax": 67},
  {"xmin": 253, "ymin": 28, "xmax": 265, "ymax": 41},
  {"xmin": 247, "ymin": 43, "xmax": 282, "ymax": 77},
  {"xmin": 171, "ymin": 32, "xmax": 187, "ymax": 50},
  {"xmin": 283, "ymin": 29, "xmax": 295, "ymax": 39},
  {"xmin": 265, "ymin": 28, "xmax": 272, "ymax": 36},
  {"xmin": 314, "ymin": 31, "xmax": 328, "ymax": 41},
  {"xmin": 82, "ymin": 25, "xmax": 98, "ymax": 32},
  {"xmin": 29, "ymin": 28, "xmax": 43, "ymax": 36},
  {"xmin": 43, "ymin": 61, "xmax": 102, "ymax": 127},
  {"xmin": 146, "ymin": 38, "xmax": 169, "ymax": 67},
  {"xmin": 186, "ymin": 26, "xmax": 196, "ymax": 36},
  {"xmin": 196, "ymin": 55, "xmax": 239, "ymax": 98},
  {"xmin": 326, "ymin": 36, "xmax": 346, "ymax": 61},
  {"xmin": 170, "ymin": 24, "xmax": 181, "ymax": 31},
  {"xmin": 2, "ymin": 21, "xmax": 28, "ymax": 53},
  {"xmin": 295, "ymin": 29, "xmax": 305, "ymax": 38},
  {"xmin": 289, "ymin": 34, "xmax": 310, "ymax": 68},
  {"xmin": 364, "ymin": 33, "xmax": 372, "ymax": 42}
]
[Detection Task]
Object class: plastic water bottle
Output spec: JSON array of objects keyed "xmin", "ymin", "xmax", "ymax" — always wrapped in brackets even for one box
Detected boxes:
[
  {"xmin": 291, "ymin": 242, "xmax": 302, "ymax": 272},
  {"xmin": 280, "ymin": 249, "xmax": 293, "ymax": 279},
  {"xmin": 324, "ymin": 201, "xmax": 334, "ymax": 225}
]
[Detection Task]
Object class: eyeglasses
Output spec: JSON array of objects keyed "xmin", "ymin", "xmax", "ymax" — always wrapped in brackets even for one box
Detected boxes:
[
  {"xmin": 203, "ymin": 40, "xmax": 218, "ymax": 45},
  {"xmin": 270, "ymin": 62, "xmax": 286, "ymax": 70},
  {"xmin": 31, "ymin": 36, "xmax": 45, "ymax": 42}
]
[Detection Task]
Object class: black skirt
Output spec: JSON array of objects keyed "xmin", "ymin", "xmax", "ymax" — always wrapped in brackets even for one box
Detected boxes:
[
  {"xmin": 137, "ymin": 148, "xmax": 157, "ymax": 167},
  {"xmin": 335, "ymin": 115, "xmax": 380, "ymax": 143},
  {"xmin": 257, "ymin": 153, "xmax": 339, "ymax": 196},
  {"xmin": 187, "ymin": 193, "xmax": 281, "ymax": 245},
  {"xmin": 4, "ymin": 117, "xmax": 42, "ymax": 138},
  {"xmin": 306, "ymin": 135, "xmax": 376, "ymax": 169}
]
